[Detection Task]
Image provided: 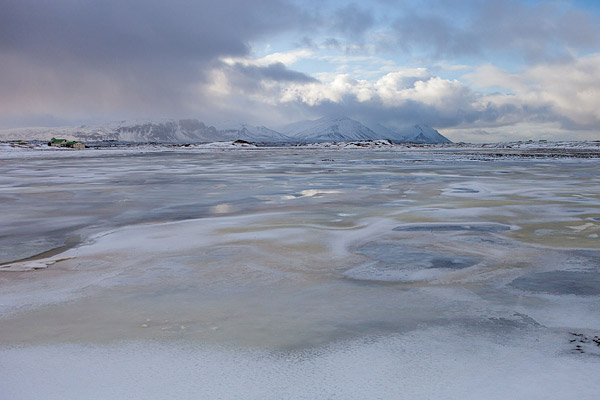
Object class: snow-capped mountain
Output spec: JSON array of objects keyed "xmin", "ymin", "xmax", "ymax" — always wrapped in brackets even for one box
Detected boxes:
[
  {"xmin": 216, "ymin": 122, "xmax": 291, "ymax": 142},
  {"xmin": 111, "ymin": 119, "xmax": 222, "ymax": 142},
  {"xmin": 0, "ymin": 119, "xmax": 222, "ymax": 143},
  {"xmin": 364, "ymin": 122, "xmax": 408, "ymax": 142},
  {"xmin": 282, "ymin": 116, "xmax": 452, "ymax": 143},
  {"xmin": 361, "ymin": 120, "xmax": 451, "ymax": 143},
  {"xmin": 281, "ymin": 116, "xmax": 379, "ymax": 142},
  {"xmin": 0, "ymin": 116, "xmax": 451, "ymax": 144},
  {"xmin": 398, "ymin": 124, "xmax": 452, "ymax": 143}
]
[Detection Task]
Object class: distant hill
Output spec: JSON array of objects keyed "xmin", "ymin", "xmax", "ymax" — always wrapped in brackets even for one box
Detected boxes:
[
  {"xmin": 0, "ymin": 117, "xmax": 451, "ymax": 144},
  {"xmin": 281, "ymin": 116, "xmax": 378, "ymax": 142},
  {"xmin": 0, "ymin": 119, "xmax": 286, "ymax": 143},
  {"xmin": 282, "ymin": 116, "xmax": 451, "ymax": 143},
  {"xmin": 215, "ymin": 122, "xmax": 291, "ymax": 142},
  {"xmin": 112, "ymin": 119, "xmax": 221, "ymax": 142},
  {"xmin": 0, "ymin": 119, "xmax": 221, "ymax": 143},
  {"xmin": 396, "ymin": 124, "xmax": 452, "ymax": 144}
]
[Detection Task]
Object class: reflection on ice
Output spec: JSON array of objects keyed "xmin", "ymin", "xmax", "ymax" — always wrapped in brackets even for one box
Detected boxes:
[{"xmin": 281, "ymin": 189, "xmax": 343, "ymax": 200}]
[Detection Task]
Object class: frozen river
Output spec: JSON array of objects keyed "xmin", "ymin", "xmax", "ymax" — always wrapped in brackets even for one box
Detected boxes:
[{"xmin": 1, "ymin": 146, "xmax": 599, "ymax": 399}]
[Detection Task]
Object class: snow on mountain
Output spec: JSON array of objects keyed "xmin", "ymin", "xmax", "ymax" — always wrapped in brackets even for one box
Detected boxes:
[
  {"xmin": 282, "ymin": 116, "xmax": 451, "ymax": 143},
  {"xmin": 0, "ymin": 125, "xmax": 105, "ymax": 142},
  {"xmin": 361, "ymin": 121, "xmax": 451, "ymax": 143},
  {"xmin": 281, "ymin": 116, "xmax": 379, "ymax": 142},
  {"xmin": 112, "ymin": 119, "xmax": 222, "ymax": 142},
  {"xmin": 0, "ymin": 119, "xmax": 222, "ymax": 143},
  {"xmin": 216, "ymin": 122, "xmax": 291, "ymax": 142},
  {"xmin": 397, "ymin": 124, "xmax": 452, "ymax": 143},
  {"xmin": 0, "ymin": 116, "xmax": 451, "ymax": 144},
  {"xmin": 363, "ymin": 122, "xmax": 408, "ymax": 142}
]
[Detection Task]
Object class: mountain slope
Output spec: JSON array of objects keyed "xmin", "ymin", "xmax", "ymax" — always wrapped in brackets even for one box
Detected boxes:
[
  {"xmin": 363, "ymin": 122, "xmax": 408, "ymax": 142},
  {"xmin": 283, "ymin": 117, "xmax": 451, "ymax": 143},
  {"xmin": 281, "ymin": 116, "xmax": 379, "ymax": 142},
  {"xmin": 0, "ymin": 119, "xmax": 222, "ymax": 143},
  {"xmin": 397, "ymin": 124, "xmax": 452, "ymax": 143},
  {"xmin": 112, "ymin": 119, "xmax": 222, "ymax": 142},
  {"xmin": 216, "ymin": 122, "xmax": 291, "ymax": 142},
  {"xmin": 0, "ymin": 117, "xmax": 452, "ymax": 144}
]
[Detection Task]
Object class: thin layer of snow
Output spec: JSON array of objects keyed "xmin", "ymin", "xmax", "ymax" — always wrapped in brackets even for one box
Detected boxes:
[
  {"xmin": 1, "ymin": 147, "xmax": 600, "ymax": 399},
  {"xmin": 2, "ymin": 326, "xmax": 599, "ymax": 400}
]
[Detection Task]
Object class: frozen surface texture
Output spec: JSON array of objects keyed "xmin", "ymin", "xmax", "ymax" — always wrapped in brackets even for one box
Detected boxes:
[{"xmin": 1, "ymin": 146, "xmax": 599, "ymax": 399}]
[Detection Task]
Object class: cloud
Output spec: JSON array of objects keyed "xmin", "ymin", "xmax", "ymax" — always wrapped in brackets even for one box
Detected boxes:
[
  {"xmin": 0, "ymin": 0, "xmax": 312, "ymax": 125},
  {"xmin": 443, "ymin": 122, "xmax": 600, "ymax": 143},
  {"xmin": 1, "ymin": 0, "xmax": 599, "ymax": 142},
  {"xmin": 467, "ymin": 54, "xmax": 600, "ymax": 128},
  {"xmin": 392, "ymin": 12, "xmax": 481, "ymax": 58},
  {"xmin": 390, "ymin": 0, "xmax": 600, "ymax": 62},
  {"xmin": 216, "ymin": 62, "xmax": 317, "ymax": 96},
  {"xmin": 222, "ymin": 49, "xmax": 314, "ymax": 67},
  {"xmin": 332, "ymin": 4, "xmax": 375, "ymax": 39},
  {"xmin": 0, "ymin": 0, "xmax": 311, "ymax": 61},
  {"xmin": 207, "ymin": 51, "xmax": 600, "ymax": 136},
  {"xmin": 230, "ymin": 63, "xmax": 318, "ymax": 83},
  {"xmin": 278, "ymin": 69, "xmax": 473, "ymax": 114},
  {"xmin": 210, "ymin": 67, "xmax": 484, "ymax": 128}
]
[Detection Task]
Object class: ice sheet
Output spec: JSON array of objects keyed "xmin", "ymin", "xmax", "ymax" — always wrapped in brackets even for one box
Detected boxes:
[
  {"xmin": 2, "ymin": 326, "xmax": 599, "ymax": 400},
  {"xmin": 1, "ymin": 146, "xmax": 599, "ymax": 398}
]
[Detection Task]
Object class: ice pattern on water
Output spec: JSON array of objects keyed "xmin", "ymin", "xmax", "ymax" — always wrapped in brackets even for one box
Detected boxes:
[
  {"xmin": 1, "ymin": 147, "xmax": 600, "ymax": 398},
  {"xmin": 344, "ymin": 243, "xmax": 479, "ymax": 282}
]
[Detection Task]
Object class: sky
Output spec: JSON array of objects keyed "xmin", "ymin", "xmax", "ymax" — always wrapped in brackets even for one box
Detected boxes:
[{"xmin": 1, "ymin": 0, "xmax": 600, "ymax": 142}]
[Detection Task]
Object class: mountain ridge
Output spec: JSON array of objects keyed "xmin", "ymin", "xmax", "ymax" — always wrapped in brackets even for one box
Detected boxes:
[
  {"xmin": 281, "ymin": 116, "xmax": 379, "ymax": 142},
  {"xmin": 282, "ymin": 116, "xmax": 451, "ymax": 144},
  {"xmin": 0, "ymin": 117, "xmax": 452, "ymax": 144}
]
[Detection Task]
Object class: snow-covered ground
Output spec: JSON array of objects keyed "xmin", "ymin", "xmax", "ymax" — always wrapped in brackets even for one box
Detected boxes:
[
  {"xmin": 3, "ymin": 138, "xmax": 600, "ymax": 154},
  {"xmin": 1, "ymin": 146, "xmax": 599, "ymax": 399}
]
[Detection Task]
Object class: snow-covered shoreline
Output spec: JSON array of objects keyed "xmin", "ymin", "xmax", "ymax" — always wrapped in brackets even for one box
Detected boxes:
[{"xmin": 2, "ymin": 138, "xmax": 600, "ymax": 155}]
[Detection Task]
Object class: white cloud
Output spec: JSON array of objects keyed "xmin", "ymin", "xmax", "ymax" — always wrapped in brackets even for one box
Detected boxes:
[
  {"xmin": 277, "ymin": 69, "xmax": 471, "ymax": 111},
  {"xmin": 444, "ymin": 122, "xmax": 598, "ymax": 143},
  {"xmin": 200, "ymin": 51, "xmax": 600, "ymax": 141},
  {"xmin": 221, "ymin": 49, "xmax": 314, "ymax": 67},
  {"xmin": 467, "ymin": 54, "xmax": 600, "ymax": 127},
  {"xmin": 378, "ymin": 75, "xmax": 468, "ymax": 108}
]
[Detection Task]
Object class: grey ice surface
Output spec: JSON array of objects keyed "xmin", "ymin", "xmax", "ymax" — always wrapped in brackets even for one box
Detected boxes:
[
  {"xmin": 511, "ymin": 271, "xmax": 600, "ymax": 295},
  {"xmin": 344, "ymin": 243, "xmax": 479, "ymax": 282},
  {"xmin": 1, "ymin": 146, "xmax": 600, "ymax": 399},
  {"xmin": 393, "ymin": 223, "xmax": 512, "ymax": 232}
]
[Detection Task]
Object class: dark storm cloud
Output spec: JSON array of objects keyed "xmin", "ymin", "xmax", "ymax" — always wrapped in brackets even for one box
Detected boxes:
[
  {"xmin": 284, "ymin": 90, "xmax": 557, "ymax": 132},
  {"xmin": 289, "ymin": 3, "xmax": 375, "ymax": 53},
  {"xmin": 232, "ymin": 63, "xmax": 318, "ymax": 83},
  {"xmin": 0, "ymin": 0, "xmax": 313, "ymax": 124},
  {"xmin": 391, "ymin": 0, "xmax": 600, "ymax": 62},
  {"xmin": 304, "ymin": 98, "xmax": 475, "ymax": 129},
  {"xmin": 392, "ymin": 13, "xmax": 481, "ymax": 58},
  {"xmin": 0, "ymin": 0, "xmax": 308, "ymax": 62},
  {"xmin": 3, "ymin": 0, "xmax": 600, "ymax": 140}
]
